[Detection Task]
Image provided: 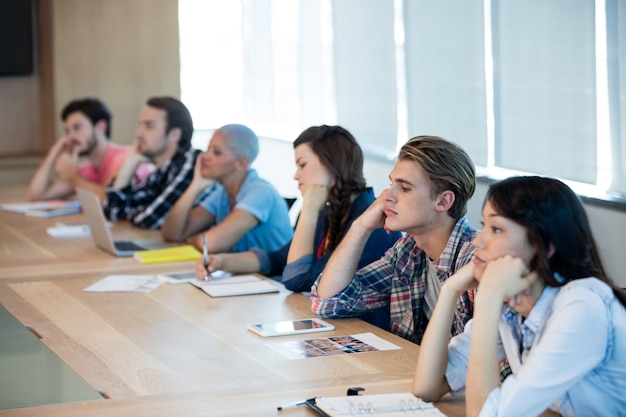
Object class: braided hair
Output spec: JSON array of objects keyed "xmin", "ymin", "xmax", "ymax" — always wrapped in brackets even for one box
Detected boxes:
[{"xmin": 293, "ymin": 125, "xmax": 366, "ymax": 254}]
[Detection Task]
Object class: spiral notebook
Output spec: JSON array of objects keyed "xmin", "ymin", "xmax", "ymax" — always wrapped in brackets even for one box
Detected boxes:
[{"xmin": 308, "ymin": 393, "xmax": 446, "ymax": 416}]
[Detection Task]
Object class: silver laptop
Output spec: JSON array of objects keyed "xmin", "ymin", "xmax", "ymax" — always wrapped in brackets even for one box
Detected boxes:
[{"xmin": 76, "ymin": 188, "xmax": 170, "ymax": 257}]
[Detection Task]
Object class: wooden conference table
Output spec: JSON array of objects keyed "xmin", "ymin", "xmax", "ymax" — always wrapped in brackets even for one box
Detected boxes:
[
  {"xmin": 0, "ymin": 185, "xmax": 559, "ymax": 417},
  {"xmin": 0, "ymin": 185, "xmax": 465, "ymax": 417}
]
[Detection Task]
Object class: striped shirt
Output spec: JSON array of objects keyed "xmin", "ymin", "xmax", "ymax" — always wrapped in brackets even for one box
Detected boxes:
[
  {"xmin": 103, "ymin": 147, "xmax": 200, "ymax": 229},
  {"xmin": 311, "ymin": 217, "xmax": 477, "ymax": 343}
]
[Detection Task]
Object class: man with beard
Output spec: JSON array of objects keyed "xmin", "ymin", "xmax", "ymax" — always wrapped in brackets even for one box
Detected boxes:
[
  {"xmin": 27, "ymin": 98, "xmax": 153, "ymax": 201},
  {"xmin": 103, "ymin": 96, "xmax": 200, "ymax": 229}
]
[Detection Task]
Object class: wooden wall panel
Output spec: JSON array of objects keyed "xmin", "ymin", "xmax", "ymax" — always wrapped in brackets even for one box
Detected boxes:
[
  {"xmin": 0, "ymin": 0, "xmax": 53, "ymax": 185},
  {"xmin": 0, "ymin": 78, "xmax": 41, "ymax": 155},
  {"xmin": 0, "ymin": 0, "xmax": 180, "ymax": 185},
  {"xmin": 51, "ymin": 0, "xmax": 181, "ymax": 144}
]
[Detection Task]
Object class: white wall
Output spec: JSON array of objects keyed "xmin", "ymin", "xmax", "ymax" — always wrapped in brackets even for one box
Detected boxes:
[{"xmin": 248, "ymin": 135, "xmax": 626, "ymax": 288}]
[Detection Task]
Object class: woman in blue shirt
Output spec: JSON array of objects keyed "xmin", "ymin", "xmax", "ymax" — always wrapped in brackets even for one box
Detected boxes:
[
  {"xmin": 413, "ymin": 176, "xmax": 626, "ymax": 417},
  {"xmin": 195, "ymin": 125, "xmax": 401, "ymax": 293}
]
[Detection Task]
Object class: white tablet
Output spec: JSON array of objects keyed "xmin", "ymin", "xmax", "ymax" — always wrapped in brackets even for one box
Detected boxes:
[
  {"xmin": 157, "ymin": 270, "xmax": 231, "ymax": 284},
  {"xmin": 157, "ymin": 270, "xmax": 197, "ymax": 284},
  {"xmin": 247, "ymin": 318, "xmax": 335, "ymax": 337}
]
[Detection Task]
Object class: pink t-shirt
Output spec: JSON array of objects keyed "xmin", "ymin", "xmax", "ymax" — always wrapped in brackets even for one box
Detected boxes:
[{"xmin": 76, "ymin": 143, "xmax": 154, "ymax": 185}]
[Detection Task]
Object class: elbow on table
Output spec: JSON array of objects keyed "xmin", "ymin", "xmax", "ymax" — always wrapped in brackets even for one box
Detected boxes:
[
  {"xmin": 283, "ymin": 277, "xmax": 312, "ymax": 293},
  {"xmin": 310, "ymin": 302, "xmax": 346, "ymax": 320},
  {"xmin": 412, "ymin": 377, "xmax": 450, "ymax": 403},
  {"xmin": 161, "ymin": 228, "xmax": 185, "ymax": 242},
  {"xmin": 160, "ymin": 221, "xmax": 190, "ymax": 242}
]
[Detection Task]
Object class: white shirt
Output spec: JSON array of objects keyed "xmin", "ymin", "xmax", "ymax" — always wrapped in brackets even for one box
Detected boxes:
[{"xmin": 445, "ymin": 277, "xmax": 626, "ymax": 417}]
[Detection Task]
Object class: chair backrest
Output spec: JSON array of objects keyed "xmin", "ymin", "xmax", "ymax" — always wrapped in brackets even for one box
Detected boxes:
[{"xmin": 283, "ymin": 196, "xmax": 301, "ymax": 228}]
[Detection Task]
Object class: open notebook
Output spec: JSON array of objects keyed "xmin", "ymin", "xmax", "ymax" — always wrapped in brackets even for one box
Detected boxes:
[
  {"xmin": 309, "ymin": 392, "xmax": 445, "ymax": 416},
  {"xmin": 191, "ymin": 275, "xmax": 279, "ymax": 297},
  {"xmin": 76, "ymin": 188, "xmax": 169, "ymax": 257}
]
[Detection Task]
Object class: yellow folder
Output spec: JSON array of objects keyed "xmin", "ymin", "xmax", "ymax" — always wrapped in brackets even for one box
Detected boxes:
[{"xmin": 133, "ymin": 245, "xmax": 202, "ymax": 264}]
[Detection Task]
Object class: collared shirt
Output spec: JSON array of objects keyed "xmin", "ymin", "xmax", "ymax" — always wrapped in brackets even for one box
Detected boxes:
[
  {"xmin": 195, "ymin": 169, "xmax": 293, "ymax": 253},
  {"xmin": 310, "ymin": 217, "xmax": 477, "ymax": 343},
  {"xmin": 103, "ymin": 147, "xmax": 200, "ymax": 229},
  {"xmin": 446, "ymin": 277, "xmax": 626, "ymax": 417}
]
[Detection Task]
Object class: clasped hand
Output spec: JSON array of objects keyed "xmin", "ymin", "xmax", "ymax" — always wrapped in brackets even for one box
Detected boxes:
[
  {"xmin": 301, "ymin": 184, "xmax": 328, "ymax": 212},
  {"xmin": 195, "ymin": 253, "xmax": 223, "ymax": 280},
  {"xmin": 444, "ymin": 256, "xmax": 538, "ymax": 308},
  {"xmin": 52, "ymin": 136, "xmax": 79, "ymax": 181},
  {"xmin": 480, "ymin": 255, "xmax": 538, "ymax": 308},
  {"xmin": 191, "ymin": 157, "xmax": 217, "ymax": 190},
  {"xmin": 356, "ymin": 190, "xmax": 390, "ymax": 232}
]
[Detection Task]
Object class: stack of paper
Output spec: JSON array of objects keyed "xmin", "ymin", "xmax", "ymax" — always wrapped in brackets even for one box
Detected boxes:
[
  {"xmin": 0, "ymin": 200, "xmax": 81, "ymax": 218},
  {"xmin": 83, "ymin": 275, "xmax": 163, "ymax": 292},
  {"xmin": 46, "ymin": 224, "xmax": 91, "ymax": 238}
]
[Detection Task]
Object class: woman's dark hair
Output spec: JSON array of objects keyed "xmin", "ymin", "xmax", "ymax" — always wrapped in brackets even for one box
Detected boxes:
[
  {"xmin": 146, "ymin": 96, "xmax": 194, "ymax": 149},
  {"xmin": 486, "ymin": 176, "xmax": 626, "ymax": 307},
  {"xmin": 294, "ymin": 125, "xmax": 366, "ymax": 254}
]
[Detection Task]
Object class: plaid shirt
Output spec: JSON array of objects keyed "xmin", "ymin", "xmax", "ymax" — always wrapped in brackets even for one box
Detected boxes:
[
  {"xmin": 311, "ymin": 217, "xmax": 477, "ymax": 343},
  {"xmin": 103, "ymin": 147, "xmax": 200, "ymax": 229}
]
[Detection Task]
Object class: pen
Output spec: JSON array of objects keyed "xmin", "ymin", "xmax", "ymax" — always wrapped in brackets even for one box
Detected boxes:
[
  {"xmin": 202, "ymin": 233, "xmax": 209, "ymax": 267},
  {"xmin": 276, "ymin": 399, "xmax": 307, "ymax": 411},
  {"xmin": 97, "ymin": 389, "xmax": 110, "ymax": 399}
]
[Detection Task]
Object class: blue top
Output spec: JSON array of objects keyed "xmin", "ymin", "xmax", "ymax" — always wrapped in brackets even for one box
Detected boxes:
[
  {"xmin": 197, "ymin": 169, "xmax": 293, "ymax": 253},
  {"xmin": 251, "ymin": 188, "xmax": 402, "ymax": 293},
  {"xmin": 445, "ymin": 277, "xmax": 626, "ymax": 417}
]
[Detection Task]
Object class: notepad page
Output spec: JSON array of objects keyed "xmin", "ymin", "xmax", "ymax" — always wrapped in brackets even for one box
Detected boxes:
[
  {"xmin": 315, "ymin": 393, "xmax": 446, "ymax": 416},
  {"xmin": 192, "ymin": 275, "xmax": 279, "ymax": 297}
]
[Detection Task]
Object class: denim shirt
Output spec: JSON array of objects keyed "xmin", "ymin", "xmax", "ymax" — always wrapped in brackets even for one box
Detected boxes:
[{"xmin": 446, "ymin": 277, "xmax": 626, "ymax": 417}]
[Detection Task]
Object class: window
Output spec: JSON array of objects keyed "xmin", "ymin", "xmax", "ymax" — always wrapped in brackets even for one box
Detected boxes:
[
  {"xmin": 179, "ymin": 0, "xmax": 336, "ymax": 142},
  {"xmin": 179, "ymin": 0, "xmax": 626, "ymax": 201}
]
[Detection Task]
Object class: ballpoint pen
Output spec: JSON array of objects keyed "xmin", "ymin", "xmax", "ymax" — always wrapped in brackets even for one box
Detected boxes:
[
  {"xmin": 277, "ymin": 398, "xmax": 315, "ymax": 411},
  {"xmin": 202, "ymin": 233, "xmax": 209, "ymax": 267}
]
